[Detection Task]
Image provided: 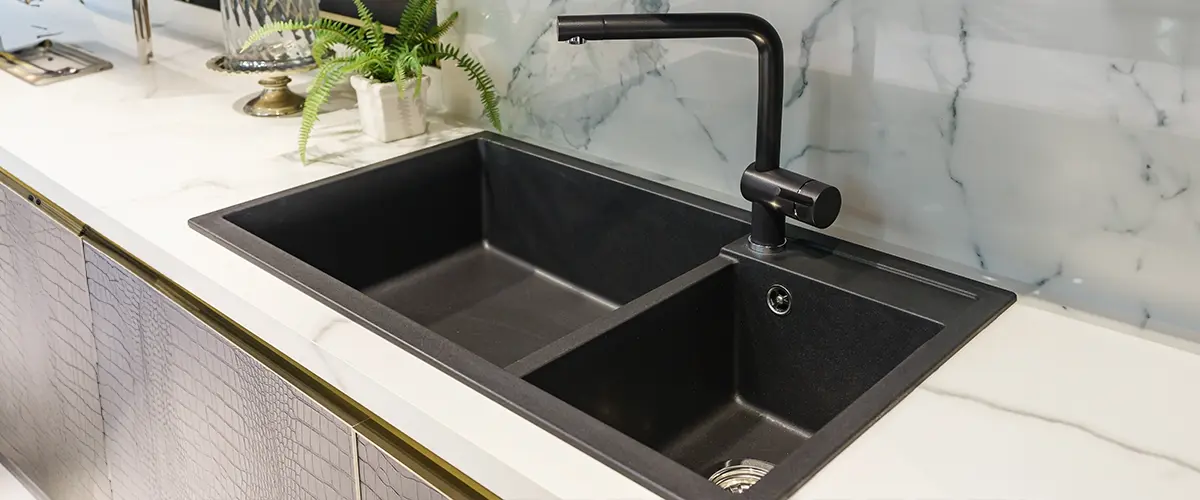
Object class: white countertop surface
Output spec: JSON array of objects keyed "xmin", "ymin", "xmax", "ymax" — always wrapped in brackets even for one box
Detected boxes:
[{"xmin": 3, "ymin": 3, "xmax": 1200, "ymax": 499}]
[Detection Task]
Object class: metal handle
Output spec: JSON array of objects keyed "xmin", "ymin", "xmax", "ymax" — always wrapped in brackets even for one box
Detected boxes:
[
  {"xmin": 132, "ymin": 0, "xmax": 152, "ymax": 64},
  {"xmin": 740, "ymin": 166, "xmax": 842, "ymax": 229}
]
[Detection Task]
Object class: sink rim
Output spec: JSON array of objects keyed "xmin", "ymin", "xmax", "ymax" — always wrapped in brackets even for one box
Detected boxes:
[{"xmin": 189, "ymin": 131, "xmax": 1016, "ymax": 500}]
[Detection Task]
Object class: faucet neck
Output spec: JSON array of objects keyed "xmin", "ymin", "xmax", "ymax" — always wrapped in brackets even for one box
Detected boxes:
[
  {"xmin": 556, "ymin": 14, "xmax": 784, "ymax": 172},
  {"xmin": 741, "ymin": 17, "xmax": 784, "ymax": 174},
  {"xmin": 558, "ymin": 13, "xmax": 842, "ymax": 252}
]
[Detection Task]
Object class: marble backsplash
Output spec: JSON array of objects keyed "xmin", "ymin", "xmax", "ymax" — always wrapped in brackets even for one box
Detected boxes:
[{"xmin": 438, "ymin": 0, "xmax": 1200, "ymax": 342}]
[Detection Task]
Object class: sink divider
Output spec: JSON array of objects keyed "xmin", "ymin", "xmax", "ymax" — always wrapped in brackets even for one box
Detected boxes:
[{"xmin": 504, "ymin": 256, "xmax": 736, "ymax": 377}]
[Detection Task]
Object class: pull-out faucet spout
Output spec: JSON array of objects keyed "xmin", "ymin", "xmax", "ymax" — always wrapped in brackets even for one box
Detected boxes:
[{"xmin": 557, "ymin": 13, "xmax": 841, "ymax": 252}]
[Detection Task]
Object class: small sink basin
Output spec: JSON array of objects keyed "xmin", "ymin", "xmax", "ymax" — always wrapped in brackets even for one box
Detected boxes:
[
  {"xmin": 192, "ymin": 132, "xmax": 1014, "ymax": 500},
  {"xmin": 523, "ymin": 249, "xmax": 958, "ymax": 479}
]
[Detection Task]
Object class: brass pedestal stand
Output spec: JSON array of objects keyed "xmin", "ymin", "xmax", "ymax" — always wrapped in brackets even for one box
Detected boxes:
[{"xmin": 207, "ymin": 55, "xmax": 314, "ymax": 117}]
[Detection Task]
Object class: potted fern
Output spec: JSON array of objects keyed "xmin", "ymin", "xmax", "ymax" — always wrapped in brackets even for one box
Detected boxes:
[{"xmin": 242, "ymin": 0, "xmax": 501, "ymax": 163}]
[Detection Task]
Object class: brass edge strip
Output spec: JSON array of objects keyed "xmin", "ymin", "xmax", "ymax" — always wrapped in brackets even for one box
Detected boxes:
[
  {"xmin": 0, "ymin": 165, "xmax": 85, "ymax": 235},
  {"xmin": 0, "ymin": 166, "xmax": 498, "ymax": 500}
]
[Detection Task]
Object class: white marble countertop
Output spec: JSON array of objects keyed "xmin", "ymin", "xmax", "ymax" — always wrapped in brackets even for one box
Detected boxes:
[{"xmin": 3, "ymin": 3, "xmax": 1200, "ymax": 499}]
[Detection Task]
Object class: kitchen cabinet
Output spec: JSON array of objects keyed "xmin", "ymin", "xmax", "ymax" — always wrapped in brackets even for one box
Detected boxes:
[
  {"xmin": 0, "ymin": 174, "xmax": 461, "ymax": 500},
  {"xmin": 0, "ymin": 184, "xmax": 111, "ymax": 500},
  {"xmin": 357, "ymin": 435, "xmax": 448, "ymax": 500},
  {"xmin": 85, "ymin": 245, "xmax": 357, "ymax": 500}
]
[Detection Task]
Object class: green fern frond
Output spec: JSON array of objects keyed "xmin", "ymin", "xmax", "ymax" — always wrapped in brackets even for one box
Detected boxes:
[
  {"xmin": 367, "ymin": 21, "xmax": 387, "ymax": 53},
  {"xmin": 310, "ymin": 35, "xmax": 335, "ymax": 65},
  {"xmin": 392, "ymin": 48, "xmax": 424, "ymax": 99},
  {"xmin": 298, "ymin": 56, "xmax": 364, "ymax": 163},
  {"xmin": 393, "ymin": 47, "xmax": 421, "ymax": 79},
  {"xmin": 423, "ymin": 43, "xmax": 501, "ymax": 131},
  {"xmin": 420, "ymin": 11, "xmax": 458, "ymax": 44},
  {"xmin": 313, "ymin": 18, "xmax": 370, "ymax": 53},
  {"xmin": 361, "ymin": 50, "xmax": 395, "ymax": 82},
  {"xmin": 310, "ymin": 24, "xmax": 363, "ymax": 64},
  {"xmin": 297, "ymin": 60, "xmax": 343, "ymax": 164},
  {"xmin": 350, "ymin": 0, "xmax": 386, "ymax": 52},
  {"xmin": 242, "ymin": 18, "xmax": 368, "ymax": 59},
  {"xmin": 244, "ymin": 3, "xmax": 503, "ymax": 163},
  {"xmin": 240, "ymin": 20, "xmax": 312, "ymax": 51},
  {"xmin": 349, "ymin": 0, "xmax": 376, "ymax": 26},
  {"xmin": 397, "ymin": 0, "xmax": 437, "ymax": 44},
  {"xmin": 314, "ymin": 18, "xmax": 364, "ymax": 41}
]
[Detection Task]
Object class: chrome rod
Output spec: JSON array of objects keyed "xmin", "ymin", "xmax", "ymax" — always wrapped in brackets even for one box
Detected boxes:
[{"xmin": 132, "ymin": 0, "xmax": 152, "ymax": 63}]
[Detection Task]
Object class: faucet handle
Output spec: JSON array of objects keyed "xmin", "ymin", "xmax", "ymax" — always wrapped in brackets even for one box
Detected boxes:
[
  {"xmin": 785, "ymin": 177, "xmax": 841, "ymax": 229},
  {"xmin": 740, "ymin": 166, "xmax": 842, "ymax": 230}
]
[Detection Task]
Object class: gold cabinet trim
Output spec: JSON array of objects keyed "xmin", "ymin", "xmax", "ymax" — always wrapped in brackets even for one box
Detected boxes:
[
  {"xmin": 0, "ymin": 164, "xmax": 499, "ymax": 500},
  {"xmin": 0, "ymin": 166, "xmax": 84, "ymax": 235}
]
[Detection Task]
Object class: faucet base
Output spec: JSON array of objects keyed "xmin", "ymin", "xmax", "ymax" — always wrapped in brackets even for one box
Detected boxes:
[
  {"xmin": 747, "ymin": 236, "xmax": 786, "ymax": 255},
  {"xmin": 748, "ymin": 204, "xmax": 787, "ymax": 253}
]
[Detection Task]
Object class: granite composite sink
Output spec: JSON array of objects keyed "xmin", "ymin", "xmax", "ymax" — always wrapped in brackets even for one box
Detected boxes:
[{"xmin": 191, "ymin": 132, "xmax": 1014, "ymax": 499}]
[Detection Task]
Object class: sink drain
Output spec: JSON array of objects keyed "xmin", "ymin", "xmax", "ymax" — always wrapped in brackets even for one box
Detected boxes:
[{"xmin": 707, "ymin": 459, "xmax": 774, "ymax": 494}]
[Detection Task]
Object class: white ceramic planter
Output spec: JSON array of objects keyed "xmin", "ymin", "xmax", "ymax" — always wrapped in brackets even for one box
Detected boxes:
[{"xmin": 350, "ymin": 74, "xmax": 430, "ymax": 142}]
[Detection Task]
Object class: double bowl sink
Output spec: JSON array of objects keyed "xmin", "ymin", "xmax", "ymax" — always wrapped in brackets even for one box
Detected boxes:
[{"xmin": 191, "ymin": 133, "xmax": 1013, "ymax": 499}]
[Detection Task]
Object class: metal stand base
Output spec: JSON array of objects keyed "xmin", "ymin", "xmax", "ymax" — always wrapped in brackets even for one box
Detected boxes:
[
  {"xmin": 207, "ymin": 55, "xmax": 315, "ymax": 118},
  {"xmin": 244, "ymin": 76, "xmax": 305, "ymax": 117}
]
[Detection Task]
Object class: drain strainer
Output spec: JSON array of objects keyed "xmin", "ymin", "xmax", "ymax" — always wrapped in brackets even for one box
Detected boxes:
[
  {"xmin": 707, "ymin": 459, "xmax": 775, "ymax": 494},
  {"xmin": 766, "ymin": 284, "xmax": 791, "ymax": 316}
]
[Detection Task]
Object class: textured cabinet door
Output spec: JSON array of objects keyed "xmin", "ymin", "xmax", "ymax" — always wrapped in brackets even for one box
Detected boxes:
[
  {"xmin": 357, "ymin": 436, "xmax": 449, "ymax": 500},
  {"xmin": 0, "ymin": 185, "xmax": 112, "ymax": 499},
  {"xmin": 84, "ymin": 245, "xmax": 357, "ymax": 500}
]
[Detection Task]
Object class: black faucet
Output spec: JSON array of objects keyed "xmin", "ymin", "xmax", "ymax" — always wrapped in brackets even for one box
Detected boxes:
[{"xmin": 557, "ymin": 13, "xmax": 842, "ymax": 253}]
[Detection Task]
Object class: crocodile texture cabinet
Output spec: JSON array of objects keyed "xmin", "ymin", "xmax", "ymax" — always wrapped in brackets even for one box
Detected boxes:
[
  {"xmin": 357, "ymin": 436, "xmax": 448, "ymax": 500},
  {"xmin": 0, "ymin": 184, "xmax": 112, "ymax": 500},
  {"xmin": 0, "ymin": 178, "xmax": 456, "ymax": 499},
  {"xmin": 84, "ymin": 245, "xmax": 358, "ymax": 500}
]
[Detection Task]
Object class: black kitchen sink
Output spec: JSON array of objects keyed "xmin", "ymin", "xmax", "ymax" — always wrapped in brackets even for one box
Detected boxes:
[{"xmin": 191, "ymin": 132, "xmax": 1014, "ymax": 499}]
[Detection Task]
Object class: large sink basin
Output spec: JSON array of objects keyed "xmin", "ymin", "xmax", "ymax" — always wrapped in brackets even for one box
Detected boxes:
[
  {"xmin": 213, "ymin": 136, "xmax": 746, "ymax": 367},
  {"xmin": 192, "ymin": 133, "xmax": 1013, "ymax": 499}
]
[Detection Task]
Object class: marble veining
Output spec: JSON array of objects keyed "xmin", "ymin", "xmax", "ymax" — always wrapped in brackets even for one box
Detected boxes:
[
  {"xmin": 442, "ymin": 0, "xmax": 1200, "ymax": 342},
  {"xmin": 792, "ymin": 302, "xmax": 1200, "ymax": 500},
  {"xmin": 921, "ymin": 385, "xmax": 1200, "ymax": 477},
  {"xmin": 786, "ymin": 0, "xmax": 843, "ymax": 108}
]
